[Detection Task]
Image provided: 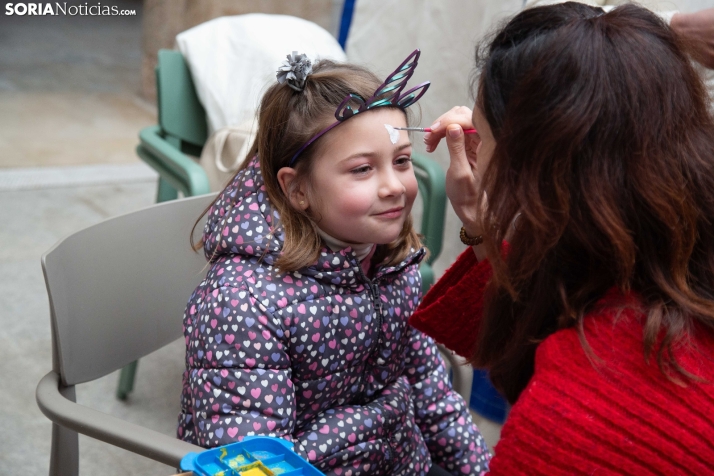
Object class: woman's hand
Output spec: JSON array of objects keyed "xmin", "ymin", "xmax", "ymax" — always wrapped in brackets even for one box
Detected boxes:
[
  {"xmin": 671, "ymin": 8, "xmax": 714, "ymax": 69},
  {"xmin": 425, "ymin": 107, "xmax": 484, "ymax": 239}
]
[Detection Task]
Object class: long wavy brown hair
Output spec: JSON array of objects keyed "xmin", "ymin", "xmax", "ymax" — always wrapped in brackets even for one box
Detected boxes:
[
  {"xmin": 192, "ymin": 59, "xmax": 422, "ymax": 272},
  {"xmin": 472, "ymin": 2, "xmax": 714, "ymax": 404}
]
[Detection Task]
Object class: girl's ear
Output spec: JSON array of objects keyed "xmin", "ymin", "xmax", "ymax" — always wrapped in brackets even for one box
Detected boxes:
[{"xmin": 277, "ymin": 167, "xmax": 309, "ymax": 211}]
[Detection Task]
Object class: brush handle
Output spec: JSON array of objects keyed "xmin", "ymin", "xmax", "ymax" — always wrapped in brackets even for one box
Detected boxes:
[
  {"xmin": 395, "ymin": 126, "xmax": 478, "ymax": 134},
  {"xmin": 424, "ymin": 127, "xmax": 478, "ymax": 134}
]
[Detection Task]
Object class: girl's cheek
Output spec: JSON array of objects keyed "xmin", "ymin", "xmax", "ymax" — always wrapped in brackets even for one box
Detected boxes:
[{"xmin": 406, "ymin": 177, "xmax": 419, "ymax": 206}]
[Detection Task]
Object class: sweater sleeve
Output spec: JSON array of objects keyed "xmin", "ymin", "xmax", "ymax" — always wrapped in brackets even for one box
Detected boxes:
[
  {"xmin": 405, "ymin": 327, "xmax": 491, "ymax": 475},
  {"xmin": 186, "ymin": 284, "xmax": 298, "ymax": 451},
  {"xmin": 409, "ymin": 247, "xmax": 493, "ymax": 358}
]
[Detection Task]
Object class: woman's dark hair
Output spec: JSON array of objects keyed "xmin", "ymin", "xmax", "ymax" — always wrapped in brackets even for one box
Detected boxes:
[{"xmin": 472, "ymin": 2, "xmax": 714, "ymax": 403}]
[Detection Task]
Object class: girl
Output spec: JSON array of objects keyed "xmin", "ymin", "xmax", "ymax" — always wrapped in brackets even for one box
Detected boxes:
[
  {"xmin": 412, "ymin": 3, "xmax": 714, "ymax": 474},
  {"xmin": 177, "ymin": 50, "xmax": 490, "ymax": 476}
]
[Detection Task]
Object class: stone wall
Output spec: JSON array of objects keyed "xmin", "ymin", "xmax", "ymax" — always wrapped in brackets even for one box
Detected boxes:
[{"xmin": 140, "ymin": 0, "xmax": 340, "ymax": 101}]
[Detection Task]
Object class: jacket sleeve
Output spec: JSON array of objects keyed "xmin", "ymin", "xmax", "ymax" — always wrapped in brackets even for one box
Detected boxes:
[
  {"xmin": 405, "ymin": 328, "xmax": 491, "ymax": 475},
  {"xmin": 409, "ymin": 247, "xmax": 493, "ymax": 358},
  {"xmin": 186, "ymin": 284, "xmax": 298, "ymax": 451}
]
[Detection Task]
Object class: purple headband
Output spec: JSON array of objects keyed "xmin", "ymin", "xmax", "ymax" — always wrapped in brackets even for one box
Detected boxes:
[{"xmin": 284, "ymin": 49, "xmax": 430, "ymax": 166}]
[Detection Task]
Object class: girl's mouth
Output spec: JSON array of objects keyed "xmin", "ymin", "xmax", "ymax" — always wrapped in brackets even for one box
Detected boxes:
[{"xmin": 374, "ymin": 207, "xmax": 404, "ymax": 219}]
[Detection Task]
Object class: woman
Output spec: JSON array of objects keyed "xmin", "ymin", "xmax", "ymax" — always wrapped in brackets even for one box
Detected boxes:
[{"xmin": 410, "ymin": 3, "xmax": 714, "ymax": 474}]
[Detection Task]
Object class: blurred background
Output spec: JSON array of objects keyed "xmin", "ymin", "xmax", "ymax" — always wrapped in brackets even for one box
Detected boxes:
[{"xmin": 6, "ymin": 0, "xmax": 709, "ymax": 474}]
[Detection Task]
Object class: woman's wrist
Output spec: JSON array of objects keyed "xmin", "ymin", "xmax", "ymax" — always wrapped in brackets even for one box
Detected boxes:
[
  {"xmin": 471, "ymin": 243, "xmax": 488, "ymax": 262},
  {"xmin": 459, "ymin": 226, "xmax": 483, "ymax": 246},
  {"xmin": 459, "ymin": 225, "xmax": 487, "ymax": 262},
  {"xmin": 460, "ymin": 222, "xmax": 483, "ymax": 240}
]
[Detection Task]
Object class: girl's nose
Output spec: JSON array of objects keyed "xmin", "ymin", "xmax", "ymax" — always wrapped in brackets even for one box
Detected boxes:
[{"xmin": 379, "ymin": 170, "xmax": 406, "ymax": 198}]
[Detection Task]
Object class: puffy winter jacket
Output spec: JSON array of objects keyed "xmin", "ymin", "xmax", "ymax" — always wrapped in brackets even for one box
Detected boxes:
[{"xmin": 178, "ymin": 158, "xmax": 490, "ymax": 475}]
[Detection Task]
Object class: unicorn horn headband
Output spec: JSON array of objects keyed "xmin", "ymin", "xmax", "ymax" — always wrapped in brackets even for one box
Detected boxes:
[{"xmin": 278, "ymin": 49, "xmax": 431, "ymax": 166}]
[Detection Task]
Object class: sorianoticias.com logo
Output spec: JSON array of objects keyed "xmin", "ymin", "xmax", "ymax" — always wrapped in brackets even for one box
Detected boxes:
[{"xmin": 5, "ymin": 3, "xmax": 137, "ymax": 16}]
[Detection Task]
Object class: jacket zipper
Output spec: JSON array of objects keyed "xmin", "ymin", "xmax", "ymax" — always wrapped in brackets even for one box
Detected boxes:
[{"xmin": 356, "ymin": 267, "xmax": 385, "ymax": 401}]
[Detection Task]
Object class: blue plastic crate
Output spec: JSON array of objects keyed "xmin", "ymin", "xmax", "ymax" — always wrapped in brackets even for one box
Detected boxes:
[{"xmin": 180, "ymin": 436, "xmax": 324, "ymax": 476}]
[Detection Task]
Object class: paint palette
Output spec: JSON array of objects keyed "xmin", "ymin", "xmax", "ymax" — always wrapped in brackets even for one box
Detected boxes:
[{"xmin": 180, "ymin": 436, "xmax": 324, "ymax": 476}]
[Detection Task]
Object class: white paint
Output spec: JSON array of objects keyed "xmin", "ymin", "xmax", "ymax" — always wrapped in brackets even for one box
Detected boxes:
[{"xmin": 384, "ymin": 124, "xmax": 400, "ymax": 144}]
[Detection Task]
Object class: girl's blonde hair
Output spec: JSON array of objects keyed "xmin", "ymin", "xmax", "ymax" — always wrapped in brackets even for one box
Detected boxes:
[{"xmin": 194, "ymin": 59, "xmax": 422, "ymax": 272}]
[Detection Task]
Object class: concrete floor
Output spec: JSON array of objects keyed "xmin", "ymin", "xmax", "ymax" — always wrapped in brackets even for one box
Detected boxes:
[
  {"xmin": 0, "ymin": 2, "xmax": 502, "ymax": 474},
  {"xmin": 0, "ymin": 0, "xmax": 154, "ymax": 168},
  {"xmin": 0, "ymin": 1, "xmax": 186, "ymax": 474}
]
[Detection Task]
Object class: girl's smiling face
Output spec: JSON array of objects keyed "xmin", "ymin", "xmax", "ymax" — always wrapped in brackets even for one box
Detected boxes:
[{"xmin": 303, "ymin": 108, "xmax": 418, "ymax": 246}]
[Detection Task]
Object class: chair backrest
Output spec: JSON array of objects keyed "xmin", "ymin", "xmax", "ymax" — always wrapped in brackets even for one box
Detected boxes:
[
  {"xmin": 157, "ymin": 49, "xmax": 208, "ymax": 148},
  {"xmin": 412, "ymin": 154, "xmax": 446, "ymax": 265},
  {"xmin": 42, "ymin": 194, "xmax": 215, "ymax": 387}
]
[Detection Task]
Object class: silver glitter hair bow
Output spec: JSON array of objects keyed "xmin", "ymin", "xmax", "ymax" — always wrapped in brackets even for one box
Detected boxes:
[{"xmin": 276, "ymin": 51, "xmax": 313, "ymax": 92}]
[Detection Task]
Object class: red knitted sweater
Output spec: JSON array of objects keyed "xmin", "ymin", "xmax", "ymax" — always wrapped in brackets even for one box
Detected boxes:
[{"xmin": 410, "ymin": 248, "xmax": 714, "ymax": 475}]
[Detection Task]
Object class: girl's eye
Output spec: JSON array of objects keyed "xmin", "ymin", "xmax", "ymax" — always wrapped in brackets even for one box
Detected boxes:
[
  {"xmin": 351, "ymin": 165, "xmax": 372, "ymax": 175},
  {"xmin": 395, "ymin": 156, "xmax": 413, "ymax": 167}
]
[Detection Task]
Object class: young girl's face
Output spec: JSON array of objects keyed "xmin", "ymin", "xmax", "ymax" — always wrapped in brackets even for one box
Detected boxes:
[{"xmin": 306, "ymin": 108, "xmax": 418, "ymax": 246}]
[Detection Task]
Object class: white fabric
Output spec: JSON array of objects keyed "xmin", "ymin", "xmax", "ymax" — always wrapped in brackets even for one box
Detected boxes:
[
  {"xmin": 197, "ymin": 122, "xmax": 256, "ymax": 191},
  {"xmin": 176, "ymin": 14, "xmax": 346, "ymax": 135},
  {"xmin": 317, "ymin": 227, "xmax": 374, "ymax": 261}
]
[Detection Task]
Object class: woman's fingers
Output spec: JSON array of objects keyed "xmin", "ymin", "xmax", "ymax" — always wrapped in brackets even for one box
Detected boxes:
[
  {"xmin": 424, "ymin": 106, "xmax": 475, "ymax": 153},
  {"xmin": 425, "ymin": 106, "xmax": 484, "ymax": 230},
  {"xmin": 444, "ymin": 125, "xmax": 471, "ymax": 177},
  {"xmin": 445, "ymin": 125, "xmax": 483, "ymax": 229},
  {"xmin": 671, "ymin": 9, "xmax": 714, "ymax": 69}
]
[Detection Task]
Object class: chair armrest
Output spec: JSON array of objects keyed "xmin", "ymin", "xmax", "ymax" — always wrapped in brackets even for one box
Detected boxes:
[
  {"xmin": 138, "ymin": 125, "xmax": 211, "ymax": 197},
  {"xmin": 36, "ymin": 371, "xmax": 203, "ymax": 466},
  {"xmin": 437, "ymin": 344, "xmax": 473, "ymax": 404}
]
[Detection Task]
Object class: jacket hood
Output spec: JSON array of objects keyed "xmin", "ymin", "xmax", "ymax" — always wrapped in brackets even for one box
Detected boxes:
[{"xmin": 202, "ymin": 157, "xmax": 425, "ymax": 285}]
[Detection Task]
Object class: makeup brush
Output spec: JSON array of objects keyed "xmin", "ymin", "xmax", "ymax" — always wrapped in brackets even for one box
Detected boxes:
[{"xmin": 392, "ymin": 126, "xmax": 478, "ymax": 134}]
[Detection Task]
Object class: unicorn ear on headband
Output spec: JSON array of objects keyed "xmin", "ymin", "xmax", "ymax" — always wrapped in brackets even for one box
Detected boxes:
[
  {"xmin": 335, "ymin": 50, "xmax": 430, "ymax": 121},
  {"xmin": 285, "ymin": 49, "xmax": 430, "ymax": 166}
]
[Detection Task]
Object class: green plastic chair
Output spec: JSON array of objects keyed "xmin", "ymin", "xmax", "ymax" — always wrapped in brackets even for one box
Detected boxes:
[{"xmin": 119, "ymin": 49, "xmax": 448, "ymax": 400}]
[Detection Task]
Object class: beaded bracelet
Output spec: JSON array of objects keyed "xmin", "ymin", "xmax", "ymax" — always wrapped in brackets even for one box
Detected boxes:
[{"xmin": 459, "ymin": 226, "xmax": 484, "ymax": 246}]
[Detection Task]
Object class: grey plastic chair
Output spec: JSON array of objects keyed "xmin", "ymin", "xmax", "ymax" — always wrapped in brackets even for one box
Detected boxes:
[{"xmin": 35, "ymin": 194, "xmax": 215, "ymax": 475}]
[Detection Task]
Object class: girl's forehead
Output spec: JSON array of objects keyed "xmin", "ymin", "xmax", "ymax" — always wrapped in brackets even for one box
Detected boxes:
[
  {"xmin": 333, "ymin": 108, "xmax": 407, "ymax": 138},
  {"xmin": 314, "ymin": 109, "xmax": 410, "ymax": 161}
]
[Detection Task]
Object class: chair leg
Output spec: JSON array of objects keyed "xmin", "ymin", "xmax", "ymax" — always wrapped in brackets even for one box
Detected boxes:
[
  {"xmin": 116, "ymin": 360, "xmax": 138, "ymax": 400},
  {"xmin": 157, "ymin": 177, "xmax": 179, "ymax": 202},
  {"xmin": 49, "ymin": 385, "xmax": 79, "ymax": 476}
]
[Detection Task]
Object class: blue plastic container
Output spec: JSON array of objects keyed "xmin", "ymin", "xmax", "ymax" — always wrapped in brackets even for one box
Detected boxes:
[
  {"xmin": 470, "ymin": 369, "xmax": 509, "ymax": 424},
  {"xmin": 180, "ymin": 436, "xmax": 324, "ymax": 476}
]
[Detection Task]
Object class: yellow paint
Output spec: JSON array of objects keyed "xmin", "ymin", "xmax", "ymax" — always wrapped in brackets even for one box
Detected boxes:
[
  {"xmin": 227, "ymin": 454, "xmax": 248, "ymax": 468},
  {"xmin": 237, "ymin": 461, "xmax": 275, "ymax": 476},
  {"xmin": 240, "ymin": 469, "xmax": 269, "ymax": 476},
  {"xmin": 219, "ymin": 447, "xmax": 228, "ymax": 462}
]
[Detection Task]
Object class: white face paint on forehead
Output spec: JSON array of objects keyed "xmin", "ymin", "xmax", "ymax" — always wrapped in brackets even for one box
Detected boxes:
[{"xmin": 384, "ymin": 124, "xmax": 400, "ymax": 145}]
